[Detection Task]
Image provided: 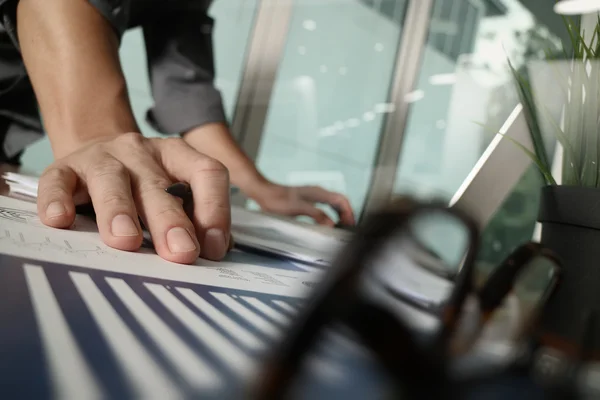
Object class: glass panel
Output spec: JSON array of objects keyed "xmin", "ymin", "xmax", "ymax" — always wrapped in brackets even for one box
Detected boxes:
[
  {"xmin": 249, "ymin": 0, "xmax": 409, "ymax": 217},
  {"xmin": 211, "ymin": 0, "xmax": 260, "ymax": 120},
  {"xmin": 477, "ymin": 165, "xmax": 543, "ymax": 278},
  {"xmin": 393, "ymin": 0, "xmax": 570, "ymax": 200},
  {"xmin": 389, "ymin": 0, "xmax": 578, "ymax": 279}
]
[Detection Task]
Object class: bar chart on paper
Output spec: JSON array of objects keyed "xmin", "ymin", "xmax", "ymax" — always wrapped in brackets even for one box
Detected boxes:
[
  {"xmin": 0, "ymin": 195, "xmax": 385, "ymax": 399},
  {"xmin": 0, "ymin": 254, "xmax": 304, "ymax": 399}
]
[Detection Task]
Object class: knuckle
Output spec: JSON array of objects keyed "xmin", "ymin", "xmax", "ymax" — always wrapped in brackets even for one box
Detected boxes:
[
  {"xmin": 39, "ymin": 187, "xmax": 67, "ymax": 201},
  {"xmin": 192, "ymin": 158, "xmax": 228, "ymax": 176},
  {"xmin": 100, "ymin": 191, "xmax": 132, "ymax": 208},
  {"xmin": 162, "ymin": 136, "xmax": 183, "ymax": 147},
  {"xmin": 38, "ymin": 167, "xmax": 71, "ymax": 199},
  {"xmin": 89, "ymin": 158, "xmax": 127, "ymax": 180},
  {"xmin": 116, "ymin": 132, "xmax": 146, "ymax": 148},
  {"xmin": 156, "ymin": 136, "xmax": 184, "ymax": 154},
  {"xmin": 112, "ymin": 133, "xmax": 150, "ymax": 159},
  {"xmin": 153, "ymin": 205, "xmax": 188, "ymax": 224},
  {"xmin": 41, "ymin": 166, "xmax": 69, "ymax": 182},
  {"xmin": 137, "ymin": 176, "xmax": 172, "ymax": 195},
  {"xmin": 195, "ymin": 195, "xmax": 230, "ymax": 210}
]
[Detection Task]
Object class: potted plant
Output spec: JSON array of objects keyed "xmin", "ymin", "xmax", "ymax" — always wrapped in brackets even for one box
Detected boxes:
[{"xmin": 506, "ymin": 15, "xmax": 600, "ymax": 355}]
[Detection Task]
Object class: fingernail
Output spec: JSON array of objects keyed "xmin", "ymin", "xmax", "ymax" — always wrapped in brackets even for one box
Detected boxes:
[
  {"xmin": 111, "ymin": 214, "xmax": 139, "ymax": 237},
  {"xmin": 46, "ymin": 202, "xmax": 66, "ymax": 219},
  {"xmin": 203, "ymin": 229, "xmax": 227, "ymax": 260},
  {"xmin": 167, "ymin": 227, "xmax": 197, "ymax": 253}
]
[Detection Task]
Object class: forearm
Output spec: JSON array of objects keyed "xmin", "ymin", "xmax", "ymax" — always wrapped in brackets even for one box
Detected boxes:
[
  {"xmin": 17, "ymin": 0, "xmax": 138, "ymax": 158},
  {"xmin": 183, "ymin": 123, "xmax": 270, "ymax": 196}
]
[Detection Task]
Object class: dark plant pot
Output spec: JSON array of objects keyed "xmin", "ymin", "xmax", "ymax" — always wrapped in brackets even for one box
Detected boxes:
[{"xmin": 538, "ymin": 185, "xmax": 600, "ymax": 356}]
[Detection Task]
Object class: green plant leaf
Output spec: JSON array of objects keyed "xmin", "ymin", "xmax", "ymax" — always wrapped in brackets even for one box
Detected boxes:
[
  {"xmin": 595, "ymin": 14, "xmax": 600, "ymax": 55},
  {"xmin": 578, "ymin": 29, "xmax": 595, "ymax": 59},
  {"xmin": 508, "ymin": 59, "xmax": 553, "ymax": 172},
  {"xmin": 580, "ymin": 61, "xmax": 600, "ymax": 186},
  {"xmin": 503, "ymin": 12, "xmax": 600, "ymax": 187},
  {"xmin": 538, "ymin": 103, "xmax": 581, "ymax": 185},
  {"xmin": 541, "ymin": 49, "xmax": 569, "ymax": 97},
  {"xmin": 563, "ymin": 15, "xmax": 582, "ymax": 58},
  {"xmin": 473, "ymin": 121, "xmax": 556, "ymax": 185},
  {"xmin": 499, "ymin": 133, "xmax": 557, "ymax": 186}
]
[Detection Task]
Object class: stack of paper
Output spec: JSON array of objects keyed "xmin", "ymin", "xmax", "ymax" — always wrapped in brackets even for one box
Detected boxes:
[
  {"xmin": 2, "ymin": 171, "xmax": 39, "ymax": 198},
  {"xmin": 2, "ymin": 172, "xmax": 352, "ymax": 267},
  {"xmin": 231, "ymin": 207, "xmax": 351, "ymax": 267}
]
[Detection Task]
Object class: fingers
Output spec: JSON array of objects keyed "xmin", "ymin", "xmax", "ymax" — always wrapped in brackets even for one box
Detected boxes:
[
  {"xmin": 158, "ymin": 139, "xmax": 231, "ymax": 261},
  {"xmin": 37, "ymin": 134, "xmax": 230, "ymax": 264},
  {"xmin": 136, "ymin": 180, "xmax": 201, "ymax": 264},
  {"xmin": 90, "ymin": 133, "xmax": 201, "ymax": 264},
  {"xmin": 301, "ymin": 186, "xmax": 356, "ymax": 225},
  {"xmin": 297, "ymin": 204, "xmax": 335, "ymax": 227},
  {"xmin": 37, "ymin": 165, "xmax": 78, "ymax": 228},
  {"xmin": 83, "ymin": 155, "xmax": 143, "ymax": 252},
  {"xmin": 128, "ymin": 167, "xmax": 201, "ymax": 265}
]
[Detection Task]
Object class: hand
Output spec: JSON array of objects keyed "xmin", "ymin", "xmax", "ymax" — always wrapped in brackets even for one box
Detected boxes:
[
  {"xmin": 36, "ymin": 133, "xmax": 231, "ymax": 264},
  {"xmin": 252, "ymin": 182, "xmax": 355, "ymax": 227},
  {"xmin": 179, "ymin": 122, "xmax": 355, "ymax": 226}
]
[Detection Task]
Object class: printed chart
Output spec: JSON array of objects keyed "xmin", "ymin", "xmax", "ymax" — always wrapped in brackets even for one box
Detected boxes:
[
  {"xmin": 0, "ymin": 254, "xmax": 384, "ymax": 399},
  {"xmin": 0, "ymin": 195, "xmax": 384, "ymax": 399}
]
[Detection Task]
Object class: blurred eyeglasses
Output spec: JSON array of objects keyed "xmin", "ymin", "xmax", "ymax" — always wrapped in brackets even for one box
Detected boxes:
[{"xmin": 250, "ymin": 197, "xmax": 563, "ymax": 399}]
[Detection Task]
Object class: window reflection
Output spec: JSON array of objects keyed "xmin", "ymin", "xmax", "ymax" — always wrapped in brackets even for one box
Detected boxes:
[
  {"xmin": 395, "ymin": 0, "xmax": 567, "ymax": 201},
  {"xmin": 388, "ymin": 0, "xmax": 577, "ymax": 277},
  {"xmin": 250, "ymin": 0, "xmax": 410, "ymax": 217}
]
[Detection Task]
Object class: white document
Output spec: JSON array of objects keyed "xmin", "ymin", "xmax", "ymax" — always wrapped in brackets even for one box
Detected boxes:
[
  {"xmin": 0, "ymin": 194, "xmax": 342, "ymax": 399},
  {"xmin": 2, "ymin": 171, "xmax": 39, "ymax": 198},
  {"xmin": 2, "ymin": 172, "xmax": 353, "ymax": 267},
  {"xmin": 0, "ymin": 195, "xmax": 321, "ymax": 298},
  {"xmin": 231, "ymin": 207, "xmax": 352, "ymax": 267}
]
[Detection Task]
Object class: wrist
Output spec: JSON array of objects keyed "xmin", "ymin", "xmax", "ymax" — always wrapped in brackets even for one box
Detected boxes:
[
  {"xmin": 182, "ymin": 123, "xmax": 272, "ymax": 196},
  {"xmin": 231, "ymin": 168, "xmax": 269, "ymax": 196},
  {"xmin": 51, "ymin": 130, "xmax": 134, "ymax": 159},
  {"xmin": 46, "ymin": 92, "xmax": 139, "ymax": 158},
  {"xmin": 240, "ymin": 178, "xmax": 283, "ymax": 206}
]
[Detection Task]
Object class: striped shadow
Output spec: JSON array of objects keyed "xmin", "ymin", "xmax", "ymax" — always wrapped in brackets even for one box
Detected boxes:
[
  {"xmin": 176, "ymin": 287, "xmax": 265, "ymax": 352},
  {"xmin": 211, "ymin": 293, "xmax": 281, "ymax": 340},
  {"xmin": 106, "ymin": 278, "xmax": 221, "ymax": 391},
  {"xmin": 70, "ymin": 272, "xmax": 181, "ymax": 399},
  {"xmin": 24, "ymin": 265, "xmax": 102, "ymax": 400},
  {"xmin": 146, "ymin": 284, "xmax": 255, "ymax": 379}
]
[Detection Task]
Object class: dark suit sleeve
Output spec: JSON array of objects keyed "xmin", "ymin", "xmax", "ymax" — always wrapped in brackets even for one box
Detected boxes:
[{"xmin": 142, "ymin": 5, "xmax": 228, "ymax": 135}]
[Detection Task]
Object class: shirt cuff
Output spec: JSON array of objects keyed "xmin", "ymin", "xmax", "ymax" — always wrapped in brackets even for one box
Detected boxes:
[{"xmin": 146, "ymin": 84, "xmax": 228, "ymax": 136}]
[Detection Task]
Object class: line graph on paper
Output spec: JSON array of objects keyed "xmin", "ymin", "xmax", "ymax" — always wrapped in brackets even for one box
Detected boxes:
[
  {"xmin": 0, "ymin": 229, "xmax": 110, "ymax": 258},
  {"xmin": 0, "ymin": 206, "xmax": 40, "ymax": 224},
  {"xmin": 0, "ymin": 253, "xmax": 382, "ymax": 400}
]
